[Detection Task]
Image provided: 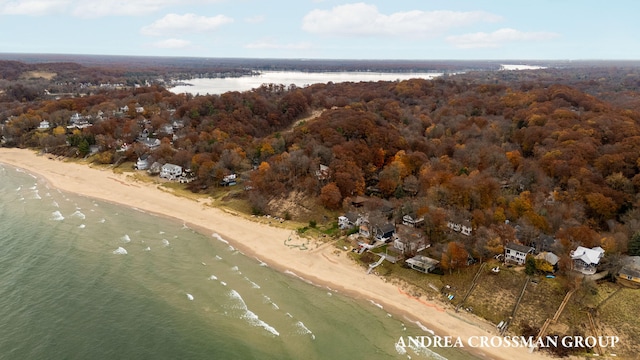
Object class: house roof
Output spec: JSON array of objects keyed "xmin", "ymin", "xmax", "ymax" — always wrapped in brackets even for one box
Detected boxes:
[
  {"xmin": 619, "ymin": 256, "xmax": 640, "ymax": 278},
  {"xmin": 406, "ymin": 255, "xmax": 439, "ymax": 268},
  {"xmin": 571, "ymin": 246, "xmax": 604, "ymax": 265},
  {"xmin": 505, "ymin": 242, "xmax": 533, "ymax": 254},
  {"xmin": 378, "ymin": 223, "xmax": 395, "ymax": 234},
  {"xmin": 162, "ymin": 163, "xmax": 182, "ymax": 171},
  {"xmin": 535, "ymin": 252, "xmax": 559, "ymax": 266}
]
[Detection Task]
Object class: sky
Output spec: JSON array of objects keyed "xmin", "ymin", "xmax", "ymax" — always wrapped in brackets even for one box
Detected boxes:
[{"xmin": 0, "ymin": 0, "xmax": 638, "ymax": 60}]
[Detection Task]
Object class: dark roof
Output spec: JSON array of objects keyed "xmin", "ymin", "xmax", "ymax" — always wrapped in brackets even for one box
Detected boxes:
[
  {"xmin": 378, "ymin": 223, "xmax": 395, "ymax": 235},
  {"xmin": 505, "ymin": 242, "xmax": 534, "ymax": 254}
]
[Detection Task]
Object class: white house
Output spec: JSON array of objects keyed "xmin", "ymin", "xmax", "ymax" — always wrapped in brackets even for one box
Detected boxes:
[
  {"xmin": 405, "ymin": 255, "xmax": 439, "ymax": 274},
  {"xmin": 402, "ymin": 214, "xmax": 424, "ymax": 228},
  {"xmin": 135, "ymin": 155, "xmax": 150, "ymax": 170},
  {"xmin": 504, "ymin": 242, "xmax": 534, "ymax": 265},
  {"xmin": 571, "ymin": 246, "xmax": 605, "ymax": 275},
  {"xmin": 220, "ymin": 173, "xmax": 237, "ymax": 186},
  {"xmin": 160, "ymin": 163, "xmax": 183, "ymax": 180},
  {"xmin": 38, "ymin": 120, "xmax": 50, "ymax": 130},
  {"xmin": 338, "ymin": 212, "xmax": 361, "ymax": 230}
]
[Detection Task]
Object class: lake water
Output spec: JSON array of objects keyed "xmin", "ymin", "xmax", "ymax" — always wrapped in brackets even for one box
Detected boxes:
[
  {"xmin": 0, "ymin": 163, "xmax": 479, "ymax": 360},
  {"xmin": 169, "ymin": 71, "xmax": 444, "ymax": 95}
]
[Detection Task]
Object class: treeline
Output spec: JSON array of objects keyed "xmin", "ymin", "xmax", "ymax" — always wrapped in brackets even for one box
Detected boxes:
[{"xmin": 4, "ymin": 65, "xmax": 640, "ymax": 269}]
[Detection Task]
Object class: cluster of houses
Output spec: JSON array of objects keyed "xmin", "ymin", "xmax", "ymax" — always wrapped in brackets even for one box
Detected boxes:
[
  {"xmin": 503, "ymin": 242, "xmax": 606, "ymax": 275},
  {"xmin": 338, "ymin": 199, "xmax": 640, "ymax": 284},
  {"xmin": 339, "ymin": 208, "xmax": 438, "ymax": 274}
]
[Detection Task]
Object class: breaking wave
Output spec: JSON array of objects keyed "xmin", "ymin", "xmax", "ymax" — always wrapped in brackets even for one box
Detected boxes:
[
  {"xmin": 228, "ymin": 290, "xmax": 279, "ymax": 336},
  {"xmin": 51, "ymin": 211, "xmax": 64, "ymax": 221},
  {"xmin": 113, "ymin": 247, "xmax": 128, "ymax": 255}
]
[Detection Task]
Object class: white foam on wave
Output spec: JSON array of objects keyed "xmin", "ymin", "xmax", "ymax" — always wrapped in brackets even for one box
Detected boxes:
[
  {"xmin": 52, "ymin": 200, "xmax": 59, "ymax": 208},
  {"xmin": 78, "ymin": 224, "xmax": 86, "ymax": 229},
  {"xmin": 121, "ymin": 234, "xmax": 131, "ymax": 243},
  {"xmin": 220, "ymin": 281, "xmax": 227, "ymax": 286},
  {"xmin": 29, "ymin": 185, "xmax": 37, "ymax": 190},
  {"xmin": 407, "ymin": 344, "xmax": 449, "ymax": 360},
  {"xmin": 144, "ymin": 246, "xmax": 151, "ymax": 251},
  {"xmin": 71, "ymin": 210, "xmax": 86, "ymax": 219},
  {"xmin": 228, "ymin": 289, "xmax": 279, "ymax": 336},
  {"xmin": 262, "ymin": 295, "xmax": 278, "ymax": 310},
  {"xmin": 215, "ymin": 255, "xmax": 222, "ymax": 260},
  {"xmin": 159, "ymin": 231, "xmax": 165, "ymax": 235},
  {"xmin": 404, "ymin": 318, "xmax": 435, "ymax": 335},
  {"xmin": 295, "ymin": 321, "xmax": 315, "ymax": 340},
  {"xmin": 15, "ymin": 186, "xmax": 22, "ymax": 191},
  {"xmin": 99, "ymin": 218, "xmax": 106, "ymax": 223},
  {"xmin": 162, "ymin": 239, "xmax": 170, "ymax": 247},
  {"xmin": 113, "ymin": 247, "xmax": 128, "ymax": 255},
  {"xmin": 51, "ymin": 211, "xmax": 64, "ymax": 221},
  {"xmin": 186, "ymin": 293, "xmax": 194, "ymax": 301},
  {"xmin": 209, "ymin": 275, "xmax": 218, "ymax": 280},
  {"xmin": 244, "ymin": 276, "xmax": 261, "ymax": 289},
  {"xmin": 212, "ymin": 233, "xmax": 228, "ymax": 244},
  {"xmin": 368, "ymin": 299, "xmax": 384, "ymax": 310},
  {"xmin": 254, "ymin": 257, "xmax": 268, "ymax": 267},
  {"xmin": 32, "ymin": 190, "xmax": 41, "ymax": 200},
  {"xmin": 230, "ymin": 265, "xmax": 239, "ymax": 272}
]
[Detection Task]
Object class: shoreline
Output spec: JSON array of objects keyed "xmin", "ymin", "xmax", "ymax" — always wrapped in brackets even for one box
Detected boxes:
[{"xmin": 0, "ymin": 148, "xmax": 553, "ymax": 360}]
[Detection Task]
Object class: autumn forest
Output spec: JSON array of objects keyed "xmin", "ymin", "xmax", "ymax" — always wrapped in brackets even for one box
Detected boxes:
[{"xmin": 3, "ymin": 59, "xmax": 640, "ymax": 274}]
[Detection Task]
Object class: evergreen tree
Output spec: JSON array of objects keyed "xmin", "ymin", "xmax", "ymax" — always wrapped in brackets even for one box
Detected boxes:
[{"xmin": 629, "ymin": 231, "xmax": 640, "ymax": 256}]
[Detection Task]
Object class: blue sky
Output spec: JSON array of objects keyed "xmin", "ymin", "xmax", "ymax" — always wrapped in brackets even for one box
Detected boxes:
[{"xmin": 0, "ymin": 0, "xmax": 638, "ymax": 60}]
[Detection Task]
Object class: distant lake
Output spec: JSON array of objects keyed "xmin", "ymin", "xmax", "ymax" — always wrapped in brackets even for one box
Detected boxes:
[{"xmin": 169, "ymin": 71, "xmax": 444, "ymax": 95}]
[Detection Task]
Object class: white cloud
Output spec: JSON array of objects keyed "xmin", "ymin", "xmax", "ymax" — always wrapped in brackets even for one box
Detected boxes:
[
  {"xmin": 0, "ymin": 0, "xmax": 70, "ymax": 15},
  {"xmin": 141, "ymin": 13, "xmax": 233, "ymax": 36},
  {"xmin": 446, "ymin": 28, "xmax": 559, "ymax": 49},
  {"xmin": 302, "ymin": 2, "xmax": 501, "ymax": 37},
  {"xmin": 150, "ymin": 38, "xmax": 192, "ymax": 49},
  {"xmin": 244, "ymin": 40, "xmax": 312, "ymax": 50}
]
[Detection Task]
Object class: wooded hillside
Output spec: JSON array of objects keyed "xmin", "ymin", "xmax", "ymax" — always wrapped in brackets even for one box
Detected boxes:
[{"xmin": 3, "ymin": 62, "xmax": 640, "ymax": 271}]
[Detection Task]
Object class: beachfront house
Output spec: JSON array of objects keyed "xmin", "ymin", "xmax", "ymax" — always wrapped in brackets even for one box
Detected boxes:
[
  {"xmin": 504, "ymin": 242, "xmax": 534, "ymax": 265},
  {"xmin": 534, "ymin": 252, "xmax": 559, "ymax": 272},
  {"xmin": 373, "ymin": 223, "xmax": 395, "ymax": 242},
  {"xmin": 160, "ymin": 163, "xmax": 183, "ymax": 180},
  {"xmin": 338, "ymin": 212, "xmax": 362, "ymax": 230},
  {"xmin": 135, "ymin": 155, "xmax": 150, "ymax": 170},
  {"xmin": 618, "ymin": 256, "xmax": 640, "ymax": 285},
  {"xmin": 392, "ymin": 227, "xmax": 428, "ymax": 257},
  {"xmin": 405, "ymin": 255, "xmax": 439, "ymax": 274},
  {"xmin": 358, "ymin": 220, "xmax": 371, "ymax": 238},
  {"xmin": 571, "ymin": 246, "xmax": 605, "ymax": 275},
  {"xmin": 220, "ymin": 173, "xmax": 237, "ymax": 186}
]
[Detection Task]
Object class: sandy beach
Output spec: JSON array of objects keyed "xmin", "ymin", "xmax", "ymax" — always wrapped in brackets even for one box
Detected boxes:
[{"xmin": 0, "ymin": 148, "xmax": 553, "ymax": 360}]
